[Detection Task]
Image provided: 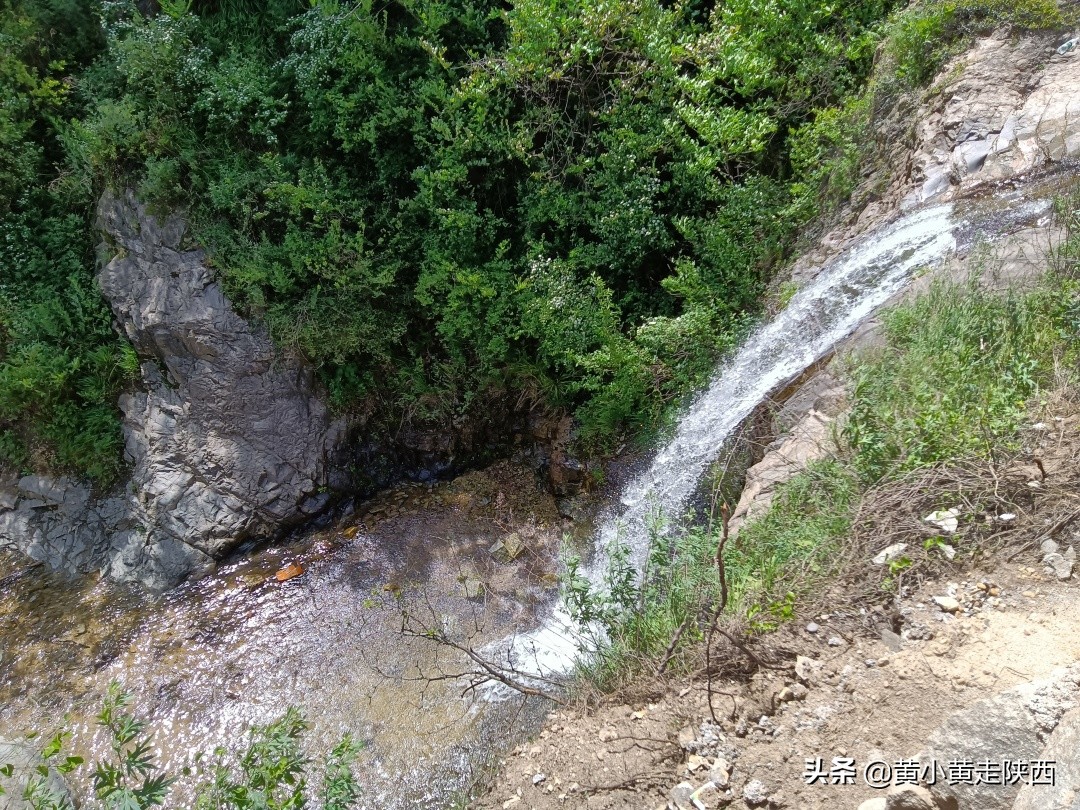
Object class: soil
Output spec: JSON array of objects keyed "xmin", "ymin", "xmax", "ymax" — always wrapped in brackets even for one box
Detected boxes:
[{"xmin": 471, "ymin": 405, "xmax": 1080, "ymax": 810}]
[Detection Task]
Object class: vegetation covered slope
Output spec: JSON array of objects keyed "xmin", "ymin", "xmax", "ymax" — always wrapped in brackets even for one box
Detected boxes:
[{"xmin": 0, "ymin": 0, "xmax": 1065, "ymax": 485}]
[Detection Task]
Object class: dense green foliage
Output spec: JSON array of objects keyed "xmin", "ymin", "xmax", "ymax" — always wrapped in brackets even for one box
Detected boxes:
[
  {"xmin": 3, "ymin": 0, "xmax": 1069, "ymax": 482},
  {"xmin": 0, "ymin": 684, "xmax": 362, "ymax": 810},
  {"xmin": 1, "ymin": 0, "xmax": 910, "ymax": 480},
  {"xmin": 0, "ymin": 0, "xmax": 137, "ymax": 484}
]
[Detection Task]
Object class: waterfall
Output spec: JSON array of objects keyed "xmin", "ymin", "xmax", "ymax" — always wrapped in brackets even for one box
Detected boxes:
[{"xmin": 492, "ymin": 203, "xmax": 958, "ymax": 682}]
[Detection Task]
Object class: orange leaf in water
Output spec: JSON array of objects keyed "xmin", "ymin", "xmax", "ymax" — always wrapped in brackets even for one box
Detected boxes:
[{"xmin": 274, "ymin": 562, "xmax": 304, "ymax": 582}]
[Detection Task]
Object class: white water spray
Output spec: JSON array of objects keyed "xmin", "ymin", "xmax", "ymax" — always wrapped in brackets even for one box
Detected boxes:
[{"xmin": 489, "ymin": 204, "xmax": 958, "ymax": 684}]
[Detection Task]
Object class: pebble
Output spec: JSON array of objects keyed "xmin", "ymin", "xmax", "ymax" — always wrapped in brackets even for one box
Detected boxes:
[
  {"xmin": 709, "ymin": 759, "xmax": 731, "ymax": 787},
  {"xmin": 1041, "ymin": 539, "xmax": 1061, "ymax": 555},
  {"xmin": 686, "ymin": 754, "xmax": 709, "ymax": 772},
  {"xmin": 789, "ymin": 683, "xmax": 808, "ymax": 700},
  {"xmin": 532, "ymin": 773, "xmax": 546, "ymax": 786},
  {"xmin": 742, "ymin": 779, "xmax": 769, "ymax": 806},
  {"xmin": 933, "ymin": 595, "xmax": 961, "ymax": 613},
  {"xmin": 1045, "ymin": 552, "xmax": 1074, "ymax": 580},
  {"xmin": 827, "ymin": 636, "xmax": 845, "ymax": 647},
  {"xmin": 669, "ymin": 782, "xmax": 696, "ymax": 810},
  {"xmin": 805, "ymin": 621, "xmax": 820, "ymax": 634}
]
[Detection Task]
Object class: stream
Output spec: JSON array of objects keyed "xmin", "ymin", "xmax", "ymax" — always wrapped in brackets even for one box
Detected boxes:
[{"xmin": 0, "ymin": 171, "xmax": 1070, "ymax": 809}]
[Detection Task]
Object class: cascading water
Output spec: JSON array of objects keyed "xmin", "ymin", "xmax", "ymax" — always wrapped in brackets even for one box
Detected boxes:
[{"xmin": 498, "ymin": 203, "xmax": 959, "ymax": 680}]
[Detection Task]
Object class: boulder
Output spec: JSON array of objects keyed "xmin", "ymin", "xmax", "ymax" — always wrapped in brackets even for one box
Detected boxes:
[
  {"xmin": 0, "ymin": 191, "xmax": 340, "ymax": 589},
  {"xmin": 923, "ymin": 665, "xmax": 1080, "ymax": 810},
  {"xmin": 1012, "ymin": 706, "xmax": 1080, "ymax": 810}
]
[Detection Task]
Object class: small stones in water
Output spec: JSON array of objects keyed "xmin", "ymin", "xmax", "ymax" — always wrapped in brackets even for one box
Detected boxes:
[
  {"xmin": 274, "ymin": 562, "xmax": 304, "ymax": 582},
  {"xmin": 490, "ymin": 532, "xmax": 526, "ymax": 562}
]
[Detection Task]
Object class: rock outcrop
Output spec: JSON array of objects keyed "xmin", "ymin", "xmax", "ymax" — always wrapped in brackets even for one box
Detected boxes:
[
  {"xmin": 793, "ymin": 30, "xmax": 1080, "ymax": 285},
  {"xmin": 922, "ymin": 665, "xmax": 1080, "ymax": 810},
  {"xmin": 0, "ymin": 191, "xmax": 340, "ymax": 589}
]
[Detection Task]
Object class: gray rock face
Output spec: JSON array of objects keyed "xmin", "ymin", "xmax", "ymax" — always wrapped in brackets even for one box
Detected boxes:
[
  {"xmin": 791, "ymin": 32, "xmax": 1080, "ymax": 288},
  {"xmin": 923, "ymin": 665, "xmax": 1080, "ymax": 810},
  {"xmin": 0, "ymin": 736, "xmax": 75, "ymax": 810},
  {"xmin": 1012, "ymin": 706, "xmax": 1080, "ymax": 810},
  {"xmin": 0, "ymin": 191, "xmax": 339, "ymax": 588}
]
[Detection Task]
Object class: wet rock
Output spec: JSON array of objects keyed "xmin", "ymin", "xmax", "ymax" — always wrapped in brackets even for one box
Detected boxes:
[
  {"xmin": 923, "ymin": 664, "xmax": 1080, "ymax": 810},
  {"xmin": 0, "ymin": 737, "xmax": 74, "ymax": 810},
  {"xmin": 1, "ymin": 190, "xmax": 340, "ymax": 589},
  {"xmin": 274, "ymin": 562, "xmax": 304, "ymax": 582},
  {"xmin": 490, "ymin": 532, "xmax": 525, "ymax": 562}
]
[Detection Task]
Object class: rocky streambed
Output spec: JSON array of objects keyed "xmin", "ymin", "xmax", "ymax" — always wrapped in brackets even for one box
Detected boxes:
[{"xmin": 0, "ymin": 460, "xmax": 594, "ymax": 809}]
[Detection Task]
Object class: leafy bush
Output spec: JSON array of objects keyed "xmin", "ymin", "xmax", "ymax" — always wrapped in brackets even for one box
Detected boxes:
[
  {"xmin": 0, "ymin": 684, "xmax": 362, "ymax": 810},
  {"xmin": 0, "ymin": 2, "xmax": 134, "ymax": 484},
  {"xmin": 10, "ymin": 0, "xmax": 1064, "ymax": 479}
]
